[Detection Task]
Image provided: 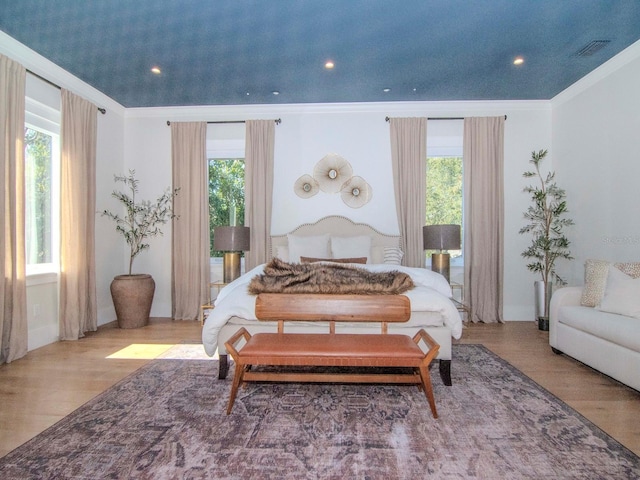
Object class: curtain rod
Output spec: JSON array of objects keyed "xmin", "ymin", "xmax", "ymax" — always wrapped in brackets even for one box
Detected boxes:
[
  {"xmin": 166, "ymin": 118, "xmax": 281, "ymax": 126},
  {"xmin": 26, "ymin": 69, "xmax": 106, "ymax": 114},
  {"xmin": 385, "ymin": 115, "xmax": 507, "ymax": 122}
]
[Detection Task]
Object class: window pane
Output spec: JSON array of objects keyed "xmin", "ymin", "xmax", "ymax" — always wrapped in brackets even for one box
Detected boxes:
[
  {"xmin": 425, "ymin": 156, "xmax": 463, "ymax": 258},
  {"xmin": 25, "ymin": 127, "xmax": 53, "ymax": 265},
  {"xmin": 208, "ymin": 158, "xmax": 245, "ymax": 257}
]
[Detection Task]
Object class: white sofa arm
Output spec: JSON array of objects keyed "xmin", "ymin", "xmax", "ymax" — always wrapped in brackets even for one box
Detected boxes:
[{"xmin": 549, "ymin": 286, "xmax": 583, "ymax": 347}]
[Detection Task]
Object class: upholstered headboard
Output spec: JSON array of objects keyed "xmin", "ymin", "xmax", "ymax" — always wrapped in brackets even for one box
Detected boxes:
[{"xmin": 269, "ymin": 215, "xmax": 402, "ymax": 264}]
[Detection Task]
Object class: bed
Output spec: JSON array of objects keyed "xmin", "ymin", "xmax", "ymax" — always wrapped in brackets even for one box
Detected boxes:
[{"xmin": 201, "ymin": 215, "xmax": 463, "ymax": 385}]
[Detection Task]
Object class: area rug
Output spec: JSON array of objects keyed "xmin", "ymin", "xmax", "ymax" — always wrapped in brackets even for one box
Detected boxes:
[{"xmin": 1, "ymin": 345, "xmax": 638, "ymax": 479}]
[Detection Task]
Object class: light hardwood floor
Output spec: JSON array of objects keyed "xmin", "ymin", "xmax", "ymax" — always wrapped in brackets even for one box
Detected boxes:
[{"xmin": 0, "ymin": 319, "xmax": 638, "ymax": 458}]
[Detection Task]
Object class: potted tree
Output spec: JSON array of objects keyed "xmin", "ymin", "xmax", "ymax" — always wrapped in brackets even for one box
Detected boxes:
[
  {"xmin": 102, "ymin": 171, "xmax": 178, "ymax": 328},
  {"xmin": 519, "ymin": 149, "xmax": 573, "ymax": 331}
]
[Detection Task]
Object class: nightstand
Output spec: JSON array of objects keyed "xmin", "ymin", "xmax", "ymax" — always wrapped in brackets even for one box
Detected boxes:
[
  {"xmin": 450, "ymin": 281, "xmax": 469, "ymax": 319},
  {"xmin": 450, "ymin": 281, "xmax": 464, "ymax": 303},
  {"xmin": 200, "ymin": 281, "xmax": 227, "ymax": 325}
]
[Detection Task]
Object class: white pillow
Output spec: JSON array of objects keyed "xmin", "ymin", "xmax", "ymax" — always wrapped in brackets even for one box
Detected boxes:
[
  {"xmin": 597, "ymin": 266, "xmax": 640, "ymax": 319},
  {"xmin": 287, "ymin": 234, "xmax": 330, "ymax": 263},
  {"xmin": 275, "ymin": 246, "xmax": 289, "ymax": 261},
  {"xmin": 371, "ymin": 246, "xmax": 384, "ymax": 264},
  {"xmin": 331, "ymin": 235, "xmax": 372, "ymax": 263},
  {"xmin": 383, "ymin": 246, "xmax": 404, "ymax": 265}
]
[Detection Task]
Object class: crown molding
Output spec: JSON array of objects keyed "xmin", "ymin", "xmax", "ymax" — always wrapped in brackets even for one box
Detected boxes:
[
  {"xmin": 0, "ymin": 31, "xmax": 126, "ymax": 117},
  {"xmin": 127, "ymin": 99, "xmax": 550, "ymax": 121},
  {"xmin": 552, "ymin": 38, "xmax": 640, "ymax": 107}
]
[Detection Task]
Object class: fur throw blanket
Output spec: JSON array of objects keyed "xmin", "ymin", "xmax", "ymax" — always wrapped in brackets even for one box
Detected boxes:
[{"xmin": 248, "ymin": 258, "xmax": 414, "ymax": 295}]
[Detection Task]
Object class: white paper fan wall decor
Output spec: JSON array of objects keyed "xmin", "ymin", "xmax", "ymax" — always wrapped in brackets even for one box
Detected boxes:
[
  {"xmin": 293, "ymin": 174, "xmax": 319, "ymax": 198},
  {"xmin": 340, "ymin": 176, "xmax": 372, "ymax": 208},
  {"xmin": 313, "ymin": 154, "xmax": 353, "ymax": 193}
]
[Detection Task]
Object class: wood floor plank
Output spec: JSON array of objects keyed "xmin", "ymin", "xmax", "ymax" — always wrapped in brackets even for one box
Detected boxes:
[{"xmin": 0, "ymin": 318, "xmax": 638, "ymax": 459}]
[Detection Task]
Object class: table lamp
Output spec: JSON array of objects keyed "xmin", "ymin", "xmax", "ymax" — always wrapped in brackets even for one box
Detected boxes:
[
  {"xmin": 213, "ymin": 226, "xmax": 250, "ymax": 283},
  {"xmin": 423, "ymin": 224, "xmax": 461, "ymax": 283}
]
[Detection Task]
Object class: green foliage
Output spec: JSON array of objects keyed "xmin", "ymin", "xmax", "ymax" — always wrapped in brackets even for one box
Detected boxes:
[
  {"xmin": 426, "ymin": 157, "xmax": 462, "ymax": 225},
  {"xmin": 209, "ymin": 159, "xmax": 245, "ymax": 257},
  {"xmin": 425, "ymin": 157, "xmax": 463, "ymax": 257},
  {"xmin": 24, "ymin": 128, "xmax": 53, "ymax": 264},
  {"xmin": 519, "ymin": 149, "xmax": 574, "ymax": 285},
  {"xmin": 102, "ymin": 170, "xmax": 179, "ymax": 275}
]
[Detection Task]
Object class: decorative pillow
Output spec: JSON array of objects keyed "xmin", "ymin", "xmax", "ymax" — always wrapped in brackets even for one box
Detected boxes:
[
  {"xmin": 614, "ymin": 261, "xmax": 640, "ymax": 279},
  {"xmin": 275, "ymin": 246, "xmax": 289, "ymax": 261},
  {"xmin": 383, "ymin": 246, "xmax": 404, "ymax": 265},
  {"xmin": 287, "ymin": 234, "xmax": 330, "ymax": 263},
  {"xmin": 331, "ymin": 235, "xmax": 372, "ymax": 263},
  {"xmin": 597, "ymin": 266, "xmax": 640, "ymax": 319},
  {"xmin": 300, "ymin": 256, "xmax": 368, "ymax": 264},
  {"xmin": 371, "ymin": 246, "xmax": 384, "ymax": 264},
  {"xmin": 580, "ymin": 259, "xmax": 640, "ymax": 307},
  {"xmin": 580, "ymin": 259, "xmax": 611, "ymax": 307}
]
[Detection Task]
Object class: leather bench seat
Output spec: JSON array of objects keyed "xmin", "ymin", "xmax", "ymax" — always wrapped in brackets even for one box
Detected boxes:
[{"xmin": 237, "ymin": 332, "xmax": 426, "ymax": 366}]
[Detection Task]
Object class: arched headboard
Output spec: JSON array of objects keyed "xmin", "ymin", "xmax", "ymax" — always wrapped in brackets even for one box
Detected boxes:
[{"xmin": 269, "ymin": 215, "xmax": 402, "ymax": 263}]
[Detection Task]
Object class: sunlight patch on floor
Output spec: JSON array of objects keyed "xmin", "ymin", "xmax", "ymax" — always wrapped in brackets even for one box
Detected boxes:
[
  {"xmin": 107, "ymin": 344, "xmax": 175, "ymax": 359},
  {"xmin": 107, "ymin": 343, "xmax": 217, "ymax": 360}
]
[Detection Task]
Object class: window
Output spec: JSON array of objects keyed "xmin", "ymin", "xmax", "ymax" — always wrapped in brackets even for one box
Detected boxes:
[
  {"xmin": 24, "ymin": 125, "xmax": 60, "ymax": 274},
  {"xmin": 208, "ymin": 158, "xmax": 245, "ymax": 257},
  {"xmin": 425, "ymin": 120, "xmax": 463, "ymax": 264},
  {"xmin": 426, "ymin": 156, "xmax": 463, "ymax": 224}
]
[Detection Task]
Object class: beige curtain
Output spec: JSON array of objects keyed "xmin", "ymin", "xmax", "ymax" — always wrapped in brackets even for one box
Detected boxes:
[
  {"xmin": 59, "ymin": 89, "xmax": 98, "ymax": 340},
  {"xmin": 389, "ymin": 117, "xmax": 427, "ymax": 268},
  {"xmin": 0, "ymin": 55, "xmax": 27, "ymax": 364},
  {"xmin": 171, "ymin": 122, "xmax": 209, "ymax": 320},
  {"xmin": 244, "ymin": 120, "xmax": 275, "ymax": 270},
  {"xmin": 463, "ymin": 116, "xmax": 505, "ymax": 323}
]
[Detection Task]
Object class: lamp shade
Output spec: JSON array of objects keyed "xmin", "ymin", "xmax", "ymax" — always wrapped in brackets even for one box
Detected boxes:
[
  {"xmin": 423, "ymin": 224, "xmax": 461, "ymax": 251},
  {"xmin": 213, "ymin": 226, "xmax": 250, "ymax": 251}
]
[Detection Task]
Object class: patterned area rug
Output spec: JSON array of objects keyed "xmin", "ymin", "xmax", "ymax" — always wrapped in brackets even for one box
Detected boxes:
[{"xmin": 1, "ymin": 345, "xmax": 638, "ymax": 479}]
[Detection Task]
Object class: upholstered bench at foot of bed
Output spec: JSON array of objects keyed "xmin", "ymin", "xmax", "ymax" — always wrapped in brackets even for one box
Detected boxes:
[
  {"xmin": 224, "ymin": 327, "xmax": 440, "ymax": 418},
  {"xmin": 218, "ymin": 350, "xmax": 452, "ymax": 386}
]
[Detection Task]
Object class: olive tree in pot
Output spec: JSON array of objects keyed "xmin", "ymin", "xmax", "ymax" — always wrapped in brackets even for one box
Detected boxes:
[
  {"xmin": 102, "ymin": 171, "xmax": 178, "ymax": 328},
  {"xmin": 519, "ymin": 149, "xmax": 573, "ymax": 331}
]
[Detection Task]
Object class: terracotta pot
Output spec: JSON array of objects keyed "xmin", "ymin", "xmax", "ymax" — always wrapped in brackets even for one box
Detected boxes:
[{"xmin": 110, "ymin": 274, "xmax": 155, "ymax": 329}]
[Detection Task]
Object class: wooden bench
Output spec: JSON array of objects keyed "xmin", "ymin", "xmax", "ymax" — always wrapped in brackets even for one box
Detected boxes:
[{"xmin": 224, "ymin": 293, "xmax": 440, "ymax": 418}]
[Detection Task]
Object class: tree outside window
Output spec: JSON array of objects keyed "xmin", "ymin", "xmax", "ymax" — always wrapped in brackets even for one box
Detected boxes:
[
  {"xmin": 25, "ymin": 127, "xmax": 55, "ymax": 266},
  {"xmin": 425, "ymin": 156, "xmax": 463, "ymax": 259},
  {"xmin": 208, "ymin": 158, "xmax": 245, "ymax": 257}
]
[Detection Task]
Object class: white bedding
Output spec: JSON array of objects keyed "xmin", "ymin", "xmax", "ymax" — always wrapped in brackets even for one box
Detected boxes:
[{"xmin": 202, "ymin": 263, "xmax": 463, "ymax": 356}]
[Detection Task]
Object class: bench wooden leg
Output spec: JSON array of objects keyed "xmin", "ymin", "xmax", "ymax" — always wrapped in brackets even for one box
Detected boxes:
[
  {"xmin": 439, "ymin": 360, "xmax": 452, "ymax": 386},
  {"xmin": 226, "ymin": 363, "xmax": 247, "ymax": 414},
  {"xmin": 418, "ymin": 365, "xmax": 438, "ymax": 419}
]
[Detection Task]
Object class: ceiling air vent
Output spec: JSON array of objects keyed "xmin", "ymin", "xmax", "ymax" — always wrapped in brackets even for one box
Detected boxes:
[{"xmin": 575, "ymin": 40, "xmax": 611, "ymax": 57}]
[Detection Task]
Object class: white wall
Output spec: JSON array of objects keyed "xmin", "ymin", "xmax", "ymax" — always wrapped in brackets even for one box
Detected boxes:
[
  {"xmin": 552, "ymin": 39, "xmax": 640, "ymax": 286},
  {"xmin": 125, "ymin": 100, "xmax": 551, "ymax": 321},
  {"xmin": 95, "ymin": 105, "xmax": 126, "ymax": 326}
]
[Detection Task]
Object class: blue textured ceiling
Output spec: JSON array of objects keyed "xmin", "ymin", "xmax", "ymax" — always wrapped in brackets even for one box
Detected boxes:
[{"xmin": 1, "ymin": 0, "xmax": 640, "ymax": 108}]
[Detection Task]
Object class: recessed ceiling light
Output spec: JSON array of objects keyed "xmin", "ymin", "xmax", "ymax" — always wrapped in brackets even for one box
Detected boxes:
[
  {"xmin": 513, "ymin": 57, "xmax": 524, "ymax": 66},
  {"xmin": 150, "ymin": 66, "xmax": 162, "ymax": 75},
  {"xmin": 325, "ymin": 60, "xmax": 335, "ymax": 69},
  {"xmin": 272, "ymin": 91, "xmax": 280, "ymax": 95},
  {"xmin": 383, "ymin": 88, "xmax": 391, "ymax": 93}
]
